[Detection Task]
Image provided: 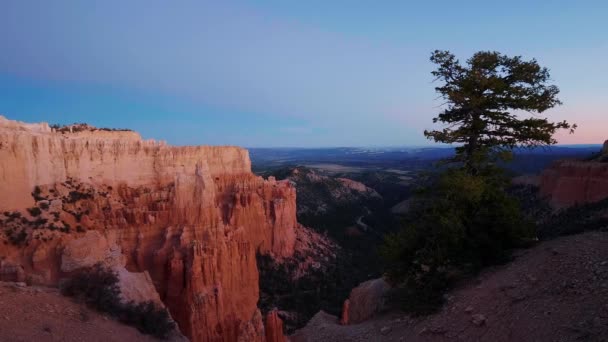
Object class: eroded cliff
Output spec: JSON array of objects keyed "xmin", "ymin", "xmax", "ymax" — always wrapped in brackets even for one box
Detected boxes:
[
  {"xmin": 539, "ymin": 154, "xmax": 608, "ymax": 208},
  {"xmin": 0, "ymin": 116, "xmax": 309, "ymax": 341}
]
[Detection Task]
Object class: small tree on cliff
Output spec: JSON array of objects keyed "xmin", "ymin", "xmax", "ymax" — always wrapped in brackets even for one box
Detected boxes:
[
  {"xmin": 382, "ymin": 50, "xmax": 574, "ymax": 314},
  {"xmin": 425, "ymin": 50, "xmax": 575, "ymax": 173}
]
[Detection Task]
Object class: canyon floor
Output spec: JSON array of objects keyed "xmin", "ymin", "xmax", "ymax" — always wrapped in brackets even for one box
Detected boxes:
[
  {"xmin": 292, "ymin": 231, "xmax": 608, "ymax": 342},
  {"xmin": 0, "ymin": 282, "xmax": 162, "ymax": 342}
]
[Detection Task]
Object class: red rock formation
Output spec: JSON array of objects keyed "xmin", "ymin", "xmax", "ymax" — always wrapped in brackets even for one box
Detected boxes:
[
  {"xmin": 339, "ymin": 299, "xmax": 350, "ymax": 325},
  {"xmin": 540, "ymin": 158, "xmax": 608, "ymax": 208},
  {"xmin": 345, "ymin": 278, "xmax": 390, "ymax": 324},
  {"xmin": 0, "ymin": 116, "xmax": 302, "ymax": 341},
  {"xmin": 264, "ymin": 310, "xmax": 286, "ymax": 342}
]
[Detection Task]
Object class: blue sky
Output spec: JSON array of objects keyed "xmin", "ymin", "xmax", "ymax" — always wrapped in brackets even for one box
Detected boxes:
[{"xmin": 1, "ymin": 1, "xmax": 606, "ymax": 147}]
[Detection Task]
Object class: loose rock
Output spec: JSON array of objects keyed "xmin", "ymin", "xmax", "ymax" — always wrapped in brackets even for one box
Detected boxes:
[
  {"xmin": 380, "ymin": 326, "xmax": 392, "ymax": 335},
  {"xmin": 471, "ymin": 314, "xmax": 487, "ymax": 326}
]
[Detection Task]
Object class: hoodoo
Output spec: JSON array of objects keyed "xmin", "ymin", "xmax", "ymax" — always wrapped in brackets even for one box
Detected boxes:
[{"xmin": 0, "ymin": 116, "xmax": 305, "ymax": 341}]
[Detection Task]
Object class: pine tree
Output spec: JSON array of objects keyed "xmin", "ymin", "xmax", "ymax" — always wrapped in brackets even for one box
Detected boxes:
[{"xmin": 425, "ymin": 50, "xmax": 575, "ymax": 172}]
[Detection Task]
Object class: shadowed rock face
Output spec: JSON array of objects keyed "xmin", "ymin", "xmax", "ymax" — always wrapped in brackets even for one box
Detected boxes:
[{"xmin": 0, "ymin": 116, "xmax": 300, "ymax": 341}]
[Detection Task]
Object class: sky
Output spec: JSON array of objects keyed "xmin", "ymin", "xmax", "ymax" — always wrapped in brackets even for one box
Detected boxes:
[{"xmin": 0, "ymin": 1, "xmax": 606, "ymax": 147}]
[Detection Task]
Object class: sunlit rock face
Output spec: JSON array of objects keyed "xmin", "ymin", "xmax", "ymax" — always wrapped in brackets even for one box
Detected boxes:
[
  {"xmin": 540, "ymin": 152, "xmax": 608, "ymax": 208},
  {"xmin": 0, "ymin": 115, "xmax": 299, "ymax": 341}
]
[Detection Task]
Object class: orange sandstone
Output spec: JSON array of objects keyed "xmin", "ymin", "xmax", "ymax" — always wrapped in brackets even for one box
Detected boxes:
[{"xmin": 0, "ymin": 115, "xmax": 300, "ymax": 341}]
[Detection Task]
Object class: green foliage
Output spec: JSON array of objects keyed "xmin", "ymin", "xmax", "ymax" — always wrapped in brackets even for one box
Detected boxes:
[
  {"xmin": 537, "ymin": 197, "xmax": 608, "ymax": 239},
  {"xmin": 67, "ymin": 190, "xmax": 93, "ymax": 203},
  {"xmin": 257, "ymin": 252, "xmax": 355, "ymax": 333},
  {"xmin": 425, "ymin": 50, "xmax": 575, "ymax": 171},
  {"xmin": 50, "ymin": 123, "xmax": 133, "ymax": 133},
  {"xmin": 120, "ymin": 301, "xmax": 176, "ymax": 339},
  {"xmin": 61, "ymin": 264, "xmax": 123, "ymax": 314},
  {"xmin": 6, "ymin": 228, "xmax": 28, "ymax": 245},
  {"xmin": 31, "ymin": 185, "xmax": 46, "ymax": 201},
  {"xmin": 261, "ymin": 166, "xmax": 405, "ymax": 331},
  {"xmin": 382, "ymin": 168, "xmax": 534, "ymax": 313},
  {"xmin": 383, "ymin": 51, "xmax": 571, "ymax": 313},
  {"xmin": 61, "ymin": 264, "xmax": 175, "ymax": 339}
]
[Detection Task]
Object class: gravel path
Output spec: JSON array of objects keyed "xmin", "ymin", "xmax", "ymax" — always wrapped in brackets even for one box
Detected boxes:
[{"xmin": 0, "ymin": 282, "xmax": 159, "ymax": 342}]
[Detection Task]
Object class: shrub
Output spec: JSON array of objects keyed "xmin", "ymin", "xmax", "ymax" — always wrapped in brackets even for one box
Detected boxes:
[
  {"xmin": 7, "ymin": 229, "xmax": 28, "ymax": 245},
  {"xmin": 31, "ymin": 186, "xmax": 46, "ymax": 201},
  {"xmin": 382, "ymin": 167, "xmax": 534, "ymax": 313},
  {"xmin": 61, "ymin": 264, "xmax": 122, "ymax": 314},
  {"xmin": 120, "ymin": 301, "xmax": 176, "ymax": 339},
  {"xmin": 27, "ymin": 207, "xmax": 42, "ymax": 217},
  {"xmin": 39, "ymin": 202, "xmax": 50, "ymax": 210},
  {"xmin": 33, "ymin": 217, "xmax": 48, "ymax": 227},
  {"xmin": 68, "ymin": 191, "xmax": 93, "ymax": 203},
  {"xmin": 73, "ymin": 212, "xmax": 83, "ymax": 222},
  {"xmin": 61, "ymin": 265, "xmax": 175, "ymax": 339},
  {"xmin": 60, "ymin": 224, "xmax": 71, "ymax": 233}
]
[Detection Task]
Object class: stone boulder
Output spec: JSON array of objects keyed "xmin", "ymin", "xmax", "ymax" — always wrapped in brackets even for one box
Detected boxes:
[
  {"xmin": 61, "ymin": 231, "xmax": 163, "ymax": 306},
  {"xmin": 60, "ymin": 231, "xmax": 124, "ymax": 272},
  {"xmin": 345, "ymin": 278, "xmax": 390, "ymax": 324}
]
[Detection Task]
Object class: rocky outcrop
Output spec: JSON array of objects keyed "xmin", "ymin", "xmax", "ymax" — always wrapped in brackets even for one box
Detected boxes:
[
  {"xmin": 0, "ymin": 116, "xmax": 303, "ymax": 341},
  {"xmin": 539, "ymin": 157, "xmax": 608, "ymax": 208},
  {"xmin": 265, "ymin": 310, "xmax": 286, "ymax": 342},
  {"xmin": 339, "ymin": 299, "xmax": 350, "ymax": 325},
  {"xmin": 342, "ymin": 278, "xmax": 390, "ymax": 325},
  {"xmin": 60, "ymin": 231, "xmax": 163, "ymax": 306}
]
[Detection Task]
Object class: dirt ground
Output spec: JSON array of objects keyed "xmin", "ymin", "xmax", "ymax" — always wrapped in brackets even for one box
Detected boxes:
[
  {"xmin": 292, "ymin": 231, "xmax": 608, "ymax": 342},
  {"xmin": 0, "ymin": 282, "xmax": 159, "ymax": 342}
]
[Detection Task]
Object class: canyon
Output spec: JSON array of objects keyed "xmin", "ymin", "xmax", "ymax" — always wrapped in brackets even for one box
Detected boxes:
[
  {"xmin": 0, "ymin": 116, "xmax": 331, "ymax": 341},
  {"xmin": 3, "ymin": 114, "xmax": 607, "ymax": 342}
]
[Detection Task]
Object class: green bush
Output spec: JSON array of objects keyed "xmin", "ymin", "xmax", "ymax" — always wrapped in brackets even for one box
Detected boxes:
[
  {"xmin": 7, "ymin": 229, "xmax": 28, "ymax": 246},
  {"xmin": 31, "ymin": 186, "xmax": 45, "ymax": 201},
  {"xmin": 67, "ymin": 190, "xmax": 93, "ymax": 203},
  {"xmin": 61, "ymin": 264, "xmax": 123, "ymax": 314},
  {"xmin": 382, "ymin": 167, "xmax": 534, "ymax": 313},
  {"xmin": 120, "ymin": 301, "xmax": 176, "ymax": 339},
  {"xmin": 61, "ymin": 264, "xmax": 175, "ymax": 339},
  {"xmin": 27, "ymin": 207, "xmax": 42, "ymax": 217}
]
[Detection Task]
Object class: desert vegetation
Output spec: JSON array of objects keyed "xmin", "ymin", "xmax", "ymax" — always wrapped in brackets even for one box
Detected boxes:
[
  {"xmin": 382, "ymin": 50, "xmax": 575, "ymax": 314},
  {"xmin": 61, "ymin": 264, "xmax": 175, "ymax": 339},
  {"xmin": 50, "ymin": 123, "xmax": 133, "ymax": 133}
]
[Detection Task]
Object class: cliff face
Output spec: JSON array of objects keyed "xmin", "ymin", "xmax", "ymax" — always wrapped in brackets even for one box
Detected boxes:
[
  {"xmin": 0, "ymin": 116, "xmax": 299, "ymax": 341},
  {"xmin": 539, "ymin": 158, "xmax": 608, "ymax": 208}
]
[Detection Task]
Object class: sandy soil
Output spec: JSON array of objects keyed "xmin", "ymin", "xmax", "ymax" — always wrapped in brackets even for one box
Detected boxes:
[
  {"xmin": 292, "ymin": 231, "xmax": 608, "ymax": 342},
  {"xmin": 0, "ymin": 282, "xmax": 159, "ymax": 342}
]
